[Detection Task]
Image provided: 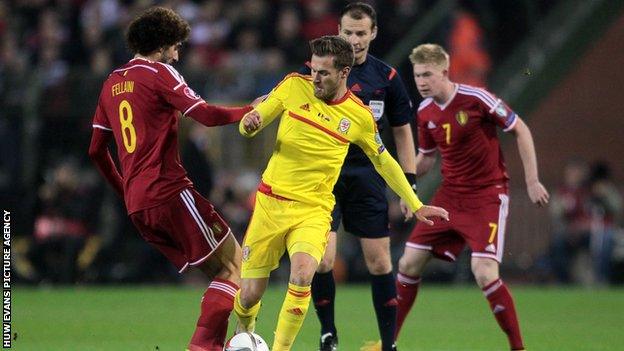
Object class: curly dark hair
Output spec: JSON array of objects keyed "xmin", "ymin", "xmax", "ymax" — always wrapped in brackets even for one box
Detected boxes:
[
  {"xmin": 126, "ymin": 7, "xmax": 190, "ymax": 55},
  {"xmin": 309, "ymin": 35, "xmax": 355, "ymax": 70}
]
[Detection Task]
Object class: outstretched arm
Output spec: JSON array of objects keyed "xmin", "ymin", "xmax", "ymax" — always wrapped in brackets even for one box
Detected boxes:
[
  {"xmin": 186, "ymin": 95, "xmax": 266, "ymax": 127},
  {"xmin": 509, "ymin": 117, "xmax": 549, "ymax": 206},
  {"xmin": 186, "ymin": 103, "xmax": 253, "ymax": 127},
  {"xmin": 88, "ymin": 128, "xmax": 124, "ymax": 197}
]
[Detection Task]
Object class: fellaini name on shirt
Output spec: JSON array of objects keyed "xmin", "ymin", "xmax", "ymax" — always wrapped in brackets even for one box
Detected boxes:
[{"xmin": 112, "ymin": 81, "xmax": 134, "ymax": 97}]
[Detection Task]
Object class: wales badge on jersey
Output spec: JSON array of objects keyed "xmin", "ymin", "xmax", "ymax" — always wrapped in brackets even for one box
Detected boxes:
[{"xmin": 338, "ymin": 118, "xmax": 351, "ymax": 134}]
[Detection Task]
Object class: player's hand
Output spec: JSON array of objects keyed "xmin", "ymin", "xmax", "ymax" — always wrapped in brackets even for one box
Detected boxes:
[
  {"xmin": 414, "ymin": 205, "xmax": 449, "ymax": 226},
  {"xmin": 242, "ymin": 110, "xmax": 262, "ymax": 133},
  {"xmin": 251, "ymin": 94, "xmax": 268, "ymax": 108},
  {"xmin": 400, "ymin": 199, "xmax": 413, "ymax": 221},
  {"xmin": 527, "ymin": 180, "xmax": 549, "ymax": 207}
]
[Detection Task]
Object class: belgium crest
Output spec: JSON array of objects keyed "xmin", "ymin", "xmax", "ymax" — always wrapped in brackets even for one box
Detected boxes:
[{"xmin": 455, "ymin": 110, "xmax": 469, "ymax": 126}]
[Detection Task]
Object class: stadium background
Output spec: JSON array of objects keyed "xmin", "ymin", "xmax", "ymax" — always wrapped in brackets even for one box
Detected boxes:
[{"xmin": 2, "ymin": 0, "xmax": 624, "ymax": 350}]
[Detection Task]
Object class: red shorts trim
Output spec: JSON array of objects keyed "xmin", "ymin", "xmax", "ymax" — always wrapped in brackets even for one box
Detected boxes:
[
  {"xmin": 406, "ymin": 187, "xmax": 510, "ymax": 263},
  {"xmin": 130, "ymin": 188, "xmax": 232, "ymax": 272}
]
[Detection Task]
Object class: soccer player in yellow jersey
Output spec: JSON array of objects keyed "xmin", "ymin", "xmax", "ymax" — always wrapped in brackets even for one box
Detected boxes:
[{"xmin": 233, "ymin": 35, "xmax": 449, "ymax": 351}]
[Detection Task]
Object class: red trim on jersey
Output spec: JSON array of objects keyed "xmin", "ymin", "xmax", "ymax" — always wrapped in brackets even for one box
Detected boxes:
[
  {"xmin": 388, "ymin": 67, "xmax": 397, "ymax": 80},
  {"xmin": 258, "ymin": 181, "xmax": 292, "ymax": 201},
  {"xmin": 287, "ymin": 72, "xmax": 313, "ymax": 80},
  {"xmin": 288, "ymin": 111, "xmax": 349, "ymax": 143},
  {"xmin": 348, "ymin": 93, "xmax": 370, "ymax": 111},
  {"xmin": 327, "ymin": 90, "xmax": 351, "ymax": 105}
]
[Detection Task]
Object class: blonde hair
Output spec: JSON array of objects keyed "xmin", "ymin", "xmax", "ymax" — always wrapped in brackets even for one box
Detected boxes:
[{"xmin": 409, "ymin": 43, "xmax": 450, "ymax": 70}]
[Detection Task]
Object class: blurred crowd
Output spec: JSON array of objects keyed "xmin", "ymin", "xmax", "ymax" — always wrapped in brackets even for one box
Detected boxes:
[
  {"xmin": 5, "ymin": 0, "xmax": 617, "ymax": 286},
  {"xmin": 1, "ymin": 0, "xmax": 428, "ymax": 102},
  {"xmin": 540, "ymin": 160, "xmax": 624, "ymax": 285}
]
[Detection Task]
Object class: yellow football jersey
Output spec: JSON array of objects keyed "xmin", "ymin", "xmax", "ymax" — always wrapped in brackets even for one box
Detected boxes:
[{"xmin": 240, "ymin": 73, "xmax": 423, "ymax": 212}]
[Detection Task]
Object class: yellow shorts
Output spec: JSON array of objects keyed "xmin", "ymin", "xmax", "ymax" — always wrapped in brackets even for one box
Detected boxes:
[{"xmin": 241, "ymin": 191, "xmax": 331, "ymax": 278}]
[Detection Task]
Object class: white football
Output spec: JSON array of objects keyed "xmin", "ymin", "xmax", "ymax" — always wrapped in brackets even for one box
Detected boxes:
[{"xmin": 224, "ymin": 332, "xmax": 270, "ymax": 351}]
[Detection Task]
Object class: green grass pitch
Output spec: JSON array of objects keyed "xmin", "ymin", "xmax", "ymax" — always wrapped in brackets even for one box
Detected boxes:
[{"xmin": 12, "ymin": 285, "xmax": 624, "ymax": 350}]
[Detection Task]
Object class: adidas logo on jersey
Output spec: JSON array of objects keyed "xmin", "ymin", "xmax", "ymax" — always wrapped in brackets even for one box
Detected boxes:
[
  {"xmin": 427, "ymin": 121, "xmax": 437, "ymax": 129},
  {"xmin": 485, "ymin": 244, "xmax": 497, "ymax": 253},
  {"xmin": 300, "ymin": 103, "xmax": 310, "ymax": 111}
]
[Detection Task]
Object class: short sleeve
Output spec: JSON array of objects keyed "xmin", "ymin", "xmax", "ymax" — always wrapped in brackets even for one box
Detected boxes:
[
  {"xmin": 155, "ymin": 63, "xmax": 204, "ymax": 116},
  {"xmin": 92, "ymin": 98, "xmax": 112, "ymax": 131},
  {"xmin": 385, "ymin": 69, "xmax": 413, "ymax": 127},
  {"xmin": 417, "ymin": 113, "xmax": 436, "ymax": 154},
  {"xmin": 478, "ymin": 88, "xmax": 518, "ymax": 132}
]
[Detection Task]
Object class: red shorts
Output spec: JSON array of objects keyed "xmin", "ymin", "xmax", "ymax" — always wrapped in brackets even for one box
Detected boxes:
[
  {"xmin": 407, "ymin": 186, "xmax": 510, "ymax": 262},
  {"xmin": 130, "ymin": 188, "xmax": 232, "ymax": 272}
]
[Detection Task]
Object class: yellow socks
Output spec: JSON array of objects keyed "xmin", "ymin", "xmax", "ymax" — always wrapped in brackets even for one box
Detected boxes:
[
  {"xmin": 233, "ymin": 290, "xmax": 261, "ymax": 332},
  {"xmin": 272, "ymin": 283, "xmax": 312, "ymax": 351}
]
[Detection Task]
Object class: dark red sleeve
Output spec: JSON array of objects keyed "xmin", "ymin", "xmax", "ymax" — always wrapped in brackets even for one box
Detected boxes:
[
  {"xmin": 186, "ymin": 103, "xmax": 253, "ymax": 126},
  {"xmin": 88, "ymin": 128, "xmax": 124, "ymax": 197}
]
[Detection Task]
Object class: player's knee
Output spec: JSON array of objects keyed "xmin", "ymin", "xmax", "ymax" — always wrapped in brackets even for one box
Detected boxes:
[
  {"xmin": 239, "ymin": 287, "xmax": 262, "ymax": 308},
  {"xmin": 398, "ymin": 254, "xmax": 424, "ymax": 276},
  {"xmin": 366, "ymin": 255, "xmax": 392, "ymax": 275},
  {"xmin": 217, "ymin": 264, "xmax": 240, "ymax": 286},
  {"xmin": 317, "ymin": 256, "xmax": 334, "ymax": 273},
  {"xmin": 471, "ymin": 261, "xmax": 499, "ymax": 288},
  {"xmin": 289, "ymin": 266, "xmax": 315, "ymax": 286}
]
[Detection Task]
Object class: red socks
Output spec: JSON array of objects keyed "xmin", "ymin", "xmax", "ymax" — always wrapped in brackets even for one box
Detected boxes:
[
  {"xmin": 482, "ymin": 279, "xmax": 524, "ymax": 350},
  {"xmin": 395, "ymin": 274, "xmax": 524, "ymax": 350},
  {"xmin": 189, "ymin": 278, "xmax": 238, "ymax": 351},
  {"xmin": 395, "ymin": 273, "xmax": 421, "ymax": 340}
]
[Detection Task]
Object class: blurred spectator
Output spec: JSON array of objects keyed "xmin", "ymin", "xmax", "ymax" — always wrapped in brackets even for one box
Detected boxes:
[
  {"xmin": 447, "ymin": 8, "xmax": 491, "ymax": 87},
  {"xmin": 186, "ymin": 0, "xmax": 230, "ymax": 67},
  {"xmin": 254, "ymin": 48, "xmax": 286, "ymax": 96},
  {"xmin": 29, "ymin": 158, "xmax": 102, "ymax": 284},
  {"xmin": 548, "ymin": 159, "xmax": 591, "ymax": 283},
  {"xmin": 230, "ymin": 27, "xmax": 265, "ymax": 72},
  {"xmin": 273, "ymin": 6, "xmax": 308, "ymax": 65},
  {"xmin": 587, "ymin": 162, "xmax": 622, "ymax": 284},
  {"xmin": 1, "ymin": 32, "xmax": 28, "ymax": 195},
  {"xmin": 548, "ymin": 160, "xmax": 622, "ymax": 284},
  {"xmin": 301, "ymin": 0, "xmax": 338, "ymax": 41}
]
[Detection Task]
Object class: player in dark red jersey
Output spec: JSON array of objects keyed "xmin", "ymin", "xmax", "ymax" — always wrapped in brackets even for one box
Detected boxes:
[
  {"xmin": 394, "ymin": 44, "xmax": 549, "ymax": 351},
  {"xmin": 87, "ymin": 7, "xmax": 260, "ymax": 351}
]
